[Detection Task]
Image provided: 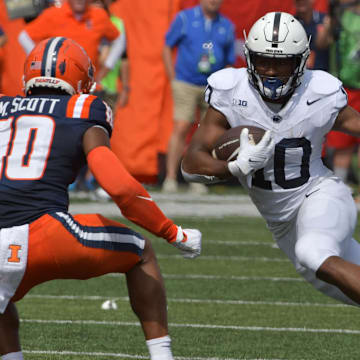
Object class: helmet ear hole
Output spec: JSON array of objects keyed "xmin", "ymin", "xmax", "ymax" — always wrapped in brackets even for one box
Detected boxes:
[{"xmin": 24, "ymin": 37, "xmax": 95, "ymax": 95}]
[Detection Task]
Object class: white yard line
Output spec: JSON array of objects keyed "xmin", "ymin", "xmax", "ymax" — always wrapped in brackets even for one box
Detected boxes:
[
  {"xmin": 26, "ymin": 294, "xmax": 348, "ymax": 308},
  {"xmin": 190, "ymin": 240, "xmax": 276, "ymax": 247},
  {"xmin": 69, "ymin": 194, "xmax": 261, "ymax": 218},
  {"xmin": 156, "ymin": 255, "xmax": 288, "ymax": 262},
  {"xmin": 23, "ymin": 350, "xmax": 283, "ymax": 360},
  {"xmin": 23, "ymin": 351, "xmax": 148, "ymax": 359},
  {"xmin": 21, "ymin": 319, "xmax": 360, "ymax": 335},
  {"xmin": 106, "ymin": 273, "xmax": 304, "ymax": 282},
  {"xmin": 151, "ymin": 238, "xmax": 276, "ymax": 247}
]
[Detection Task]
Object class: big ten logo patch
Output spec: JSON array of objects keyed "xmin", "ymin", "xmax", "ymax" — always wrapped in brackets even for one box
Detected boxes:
[
  {"xmin": 8, "ymin": 244, "xmax": 21, "ymax": 263},
  {"xmin": 232, "ymin": 99, "xmax": 248, "ymax": 107}
]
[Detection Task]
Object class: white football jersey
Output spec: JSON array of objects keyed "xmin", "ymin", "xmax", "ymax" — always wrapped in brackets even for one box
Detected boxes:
[{"xmin": 206, "ymin": 68, "xmax": 347, "ymax": 222}]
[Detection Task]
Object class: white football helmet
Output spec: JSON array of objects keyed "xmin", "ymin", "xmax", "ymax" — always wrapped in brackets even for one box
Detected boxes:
[{"xmin": 244, "ymin": 12, "xmax": 310, "ymax": 100}]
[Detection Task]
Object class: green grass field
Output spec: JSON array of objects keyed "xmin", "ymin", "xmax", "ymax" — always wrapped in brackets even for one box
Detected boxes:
[{"xmin": 18, "ymin": 216, "xmax": 360, "ymax": 360}]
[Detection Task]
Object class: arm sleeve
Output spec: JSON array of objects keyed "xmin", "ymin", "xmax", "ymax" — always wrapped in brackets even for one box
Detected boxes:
[
  {"xmin": 335, "ymin": 86, "xmax": 348, "ymax": 110},
  {"xmin": 204, "ymin": 85, "xmax": 231, "ymax": 119},
  {"xmin": 204, "ymin": 68, "xmax": 239, "ymax": 121},
  {"xmin": 87, "ymin": 146, "xmax": 178, "ymax": 242},
  {"xmin": 328, "ymin": 86, "xmax": 349, "ymax": 129}
]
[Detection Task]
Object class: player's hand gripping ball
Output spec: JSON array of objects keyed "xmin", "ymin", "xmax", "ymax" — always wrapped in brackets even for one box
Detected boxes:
[{"xmin": 212, "ymin": 125, "xmax": 266, "ymax": 161}]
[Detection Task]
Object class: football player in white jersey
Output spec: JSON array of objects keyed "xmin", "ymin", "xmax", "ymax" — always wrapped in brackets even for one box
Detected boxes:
[{"xmin": 182, "ymin": 11, "xmax": 360, "ymax": 306}]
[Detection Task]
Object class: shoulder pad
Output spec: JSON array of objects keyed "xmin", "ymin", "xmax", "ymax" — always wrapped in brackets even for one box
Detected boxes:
[
  {"xmin": 66, "ymin": 94, "xmax": 113, "ymax": 135},
  {"xmin": 307, "ymin": 70, "xmax": 342, "ymax": 96},
  {"xmin": 207, "ymin": 68, "xmax": 241, "ymax": 90},
  {"xmin": 89, "ymin": 96, "xmax": 113, "ymax": 132},
  {"xmin": 66, "ymin": 94, "xmax": 98, "ymax": 119}
]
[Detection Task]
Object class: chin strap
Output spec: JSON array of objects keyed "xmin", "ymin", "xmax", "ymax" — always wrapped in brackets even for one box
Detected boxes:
[{"xmin": 87, "ymin": 146, "xmax": 178, "ymax": 242}]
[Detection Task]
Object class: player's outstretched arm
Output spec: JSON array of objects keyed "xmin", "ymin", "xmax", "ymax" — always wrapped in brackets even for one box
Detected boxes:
[{"xmin": 82, "ymin": 126, "xmax": 201, "ymax": 259}]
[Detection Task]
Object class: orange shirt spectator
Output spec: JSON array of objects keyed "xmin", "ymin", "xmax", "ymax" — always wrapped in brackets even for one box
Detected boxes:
[
  {"xmin": 18, "ymin": 0, "xmax": 123, "ymax": 76},
  {"xmin": 0, "ymin": 25, "xmax": 7, "ymax": 69}
]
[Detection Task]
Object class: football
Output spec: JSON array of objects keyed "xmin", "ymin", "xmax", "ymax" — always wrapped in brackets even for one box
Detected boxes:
[{"xmin": 212, "ymin": 125, "xmax": 266, "ymax": 161}]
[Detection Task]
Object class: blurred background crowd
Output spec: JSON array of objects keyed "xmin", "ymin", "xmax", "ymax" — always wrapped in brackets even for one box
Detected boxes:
[{"xmin": 0, "ymin": 0, "xmax": 359, "ymax": 198}]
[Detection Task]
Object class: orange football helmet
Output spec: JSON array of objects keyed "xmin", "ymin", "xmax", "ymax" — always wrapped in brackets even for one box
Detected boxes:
[{"xmin": 24, "ymin": 37, "xmax": 95, "ymax": 95}]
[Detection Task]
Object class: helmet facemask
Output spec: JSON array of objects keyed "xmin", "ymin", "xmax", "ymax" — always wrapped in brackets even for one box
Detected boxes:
[{"xmin": 245, "ymin": 50, "xmax": 307, "ymax": 100}]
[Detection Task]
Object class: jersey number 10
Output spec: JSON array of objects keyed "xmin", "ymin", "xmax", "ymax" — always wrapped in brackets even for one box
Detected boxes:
[
  {"xmin": 253, "ymin": 138, "xmax": 312, "ymax": 190},
  {"xmin": 0, "ymin": 115, "xmax": 55, "ymax": 180}
]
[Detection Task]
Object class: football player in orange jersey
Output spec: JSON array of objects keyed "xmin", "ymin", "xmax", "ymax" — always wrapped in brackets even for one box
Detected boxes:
[{"xmin": 0, "ymin": 37, "xmax": 201, "ymax": 360}]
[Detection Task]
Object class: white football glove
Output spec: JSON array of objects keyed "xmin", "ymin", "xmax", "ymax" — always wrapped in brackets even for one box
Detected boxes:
[
  {"xmin": 228, "ymin": 128, "xmax": 274, "ymax": 177},
  {"xmin": 171, "ymin": 226, "xmax": 202, "ymax": 259}
]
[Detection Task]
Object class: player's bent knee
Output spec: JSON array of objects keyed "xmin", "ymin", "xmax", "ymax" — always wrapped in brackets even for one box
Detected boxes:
[
  {"xmin": 295, "ymin": 234, "xmax": 339, "ymax": 273},
  {"xmin": 0, "ymin": 302, "xmax": 19, "ymax": 329},
  {"xmin": 316, "ymin": 256, "xmax": 336, "ymax": 277},
  {"xmin": 140, "ymin": 238, "xmax": 158, "ymax": 264}
]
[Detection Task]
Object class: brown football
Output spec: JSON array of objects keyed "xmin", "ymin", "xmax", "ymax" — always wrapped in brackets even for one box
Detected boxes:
[{"xmin": 212, "ymin": 125, "xmax": 266, "ymax": 161}]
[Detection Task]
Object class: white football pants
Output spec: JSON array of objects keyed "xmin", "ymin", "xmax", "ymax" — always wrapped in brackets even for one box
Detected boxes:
[{"xmin": 269, "ymin": 177, "xmax": 359, "ymax": 306}]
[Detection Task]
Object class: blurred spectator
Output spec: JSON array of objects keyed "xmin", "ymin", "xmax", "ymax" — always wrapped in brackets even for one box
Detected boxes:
[
  {"xmin": 0, "ymin": 25, "xmax": 7, "ymax": 48},
  {"xmin": 91, "ymin": 0, "xmax": 130, "ymax": 200},
  {"xmin": 17, "ymin": 0, "xmax": 125, "ymax": 82},
  {"xmin": 0, "ymin": 25, "xmax": 7, "ymax": 86},
  {"xmin": 92, "ymin": 0, "xmax": 129, "ymax": 110},
  {"xmin": 293, "ymin": 0, "xmax": 331, "ymax": 170},
  {"xmin": 294, "ymin": 0, "xmax": 330, "ymax": 71},
  {"xmin": 320, "ymin": 0, "xmax": 360, "ymax": 195},
  {"xmin": 162, "ymin": 0, "xmax": 235, "ymax": 194}
]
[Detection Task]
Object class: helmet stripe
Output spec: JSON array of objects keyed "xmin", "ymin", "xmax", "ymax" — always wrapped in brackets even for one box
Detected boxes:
[
  {"xmin": 272, "ymin": 12, "xmax": 281, "ymax": 42},
  {"xmin": 41, "ymin": 37, "xmax": 66, "ymax": 77},
  {"xmin": 41, "ymin": 39, "xmax": 52, "ymax": 76}
]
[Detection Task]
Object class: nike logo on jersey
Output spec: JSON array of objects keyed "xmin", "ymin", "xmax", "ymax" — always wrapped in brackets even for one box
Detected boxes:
[
  {"xmin": 136, "ymin": 195, "xmax": 153, "ymax": 201},
  {"xmin": 305, "ymin": 188, "xmax": 320, "ymax": 198},
  {"xmin": 306, "ymin": 98, "xmax": 322, "ymax": 106},
  {"xmin": 248, "ymin": 159, "xmax": 262, "ymax": 163}
]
